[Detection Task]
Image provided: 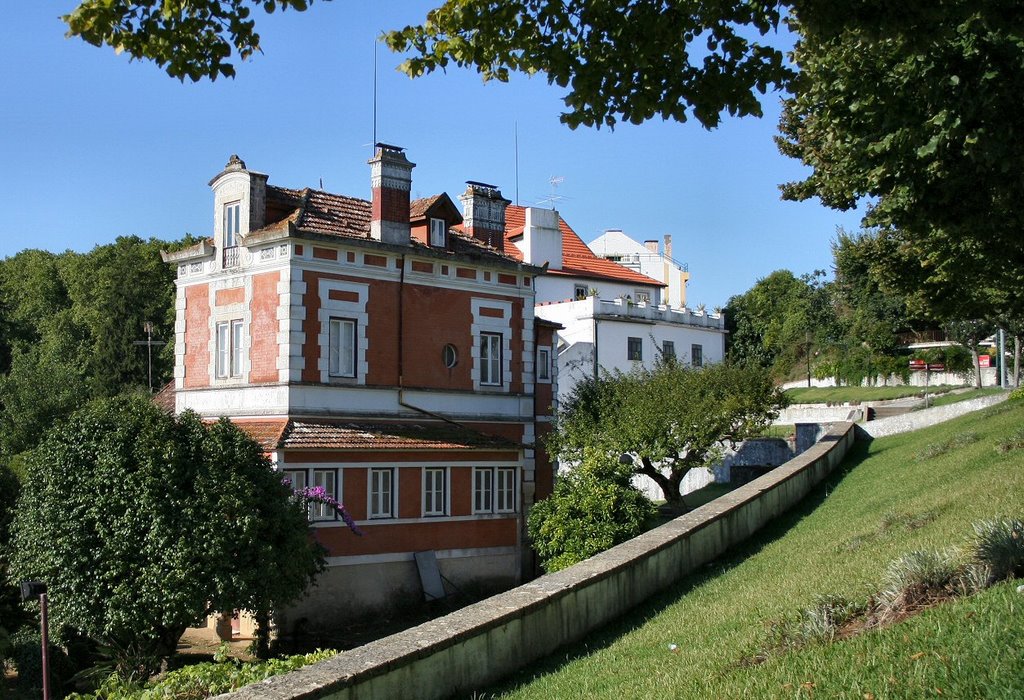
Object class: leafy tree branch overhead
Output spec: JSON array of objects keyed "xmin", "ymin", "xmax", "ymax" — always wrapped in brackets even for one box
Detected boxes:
[
  {"xmin": 63, "ymin": 0, "xmax": 325, "ymax": 81},
  {"xmin": 63, "ymin": 1, "xmax": 1024, "ymax": 321}
]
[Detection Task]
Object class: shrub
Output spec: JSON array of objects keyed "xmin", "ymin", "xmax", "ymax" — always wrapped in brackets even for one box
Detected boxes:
[
  {"xmin": 996, "ymin": 428, "xmax": 1024, "ymax": 454},
  {"xmin": 527, "ymin": 458, "xmax": 657, "ymax": 572},
  {"xmin": 10, "ymin": 396, "xmax": 327, "ymax": 680},
  {"xmin": 970, "ymin": 517, "xmax": 1024, "ymax": 583},
  {"xmin": 768, "ymin": 595, "xmax": 863, "ymax": 651},
  {"xmin": 68, "ymin": 649, "xmax": 337, "ymax": 700},
  {"xmin": 878, "ymin": 549, "xmax": 961, "ymax": 619},
  {"xmin": 10, "ymin": 628, "xmax": 76, "ymax": 697}
]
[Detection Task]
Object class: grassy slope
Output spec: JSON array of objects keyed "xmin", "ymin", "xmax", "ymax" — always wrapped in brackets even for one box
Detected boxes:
[{"xmin": 487, "ymin": 400, "xmax": 1024, "ymax": 699}]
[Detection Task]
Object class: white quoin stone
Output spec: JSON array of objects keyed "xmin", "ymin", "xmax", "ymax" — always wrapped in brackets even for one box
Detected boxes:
[{"xmin": 519, "ymin": 207, "xmax": 563, "ymax": 269}]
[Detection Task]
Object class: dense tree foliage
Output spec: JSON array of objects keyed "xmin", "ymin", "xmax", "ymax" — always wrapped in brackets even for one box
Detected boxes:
[
  {"xmin": 779, "ymin": 4, "xmax": 1024, "ymax": 321},
  {"xmin": 724, "ymin": 269, "xmax": 839, "ymax": 380},
  {"xmin": 527, "ymin": 454, "xmax": 656, "ymax": 573},
  {"xmin": 63, "ymin": 0, "xmax": 325, "ymax": 81},
  {"xmin": 10, "ymin": 396, "xmax": 325, "ymax": 680},
  {"xmin": 0, "ymin": 236, "xmax": 183, "ymax": 461},
  {"xmin": 548, "ymin": 361, "xmax": 784, "ymax": 510}
]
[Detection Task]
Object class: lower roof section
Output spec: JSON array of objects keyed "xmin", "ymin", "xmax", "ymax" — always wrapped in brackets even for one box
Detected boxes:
[{"xmin": 232, "ymin": 417, "xmax": 520, "ymax": 452}]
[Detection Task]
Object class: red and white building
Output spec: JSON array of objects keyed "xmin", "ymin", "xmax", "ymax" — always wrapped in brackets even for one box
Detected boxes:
[{"xmin": 163, "ymin": 147, "xmax": 557, "ymax": 633}]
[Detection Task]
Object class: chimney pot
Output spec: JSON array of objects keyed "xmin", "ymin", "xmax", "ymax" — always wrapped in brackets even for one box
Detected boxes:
[
  {"xmin": 369, "ymin": 144, "xmax": 415, "ymax": 245},
  {"xmin": 459, "ymin": 182, "xmax": 511, "ymax": 252}
]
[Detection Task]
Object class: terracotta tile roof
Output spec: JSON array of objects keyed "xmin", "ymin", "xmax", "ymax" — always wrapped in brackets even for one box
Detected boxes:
[
  {"xmin": 233, "ymin": 418, "xmax": 517, "ymax": 451},
  {"xmin": 503, "ymin": 206, "xmax": 664, "ymax": 287},
  {"xmin": 152, "ymin": 382, "xmax": 176, "ymax": 414},
  {"xmin": 233, "ymin": 419, "xmax": 290, "ymax": 451},
  {"xmin": 282, "ymin": 420, "xmax": 516, "ymax": 450},
  {"xmin": 410, "ymin": 194, "xmax": 444, "ymax": 219},
  {"xmin": 260, "ymin": 186, "xmax": 516, "ymax": 265}
]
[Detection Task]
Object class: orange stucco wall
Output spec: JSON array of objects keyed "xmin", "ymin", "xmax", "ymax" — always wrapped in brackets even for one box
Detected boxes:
[
  {"xmin": 249, "ymin": 271, "xmax": 280, "ymax": 383},
  {"xmin": 184, "ymin": 284, "xmax": 210, "ymax": 388}
]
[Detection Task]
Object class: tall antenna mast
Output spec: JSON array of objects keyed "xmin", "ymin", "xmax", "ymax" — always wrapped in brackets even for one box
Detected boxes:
[
  {"xmin": 372, "ymin": 40, "xmax": 378, "ymax": 151},
  {"xmin": 514, "ymin": 121, "xmax": 520, "ymax": 206}
]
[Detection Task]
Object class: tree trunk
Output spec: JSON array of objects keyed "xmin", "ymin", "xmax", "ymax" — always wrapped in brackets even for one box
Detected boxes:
[
  {"xmin": 971, "ymin": 347, "xmax": 982, "ymax": 388},
  {"xmin": 637, "ymin": 458, "xmax": 686, "ymax": 513},
  {"xmin": 253, "ymin": 609, "xmax": 272, "ymax": 659}
]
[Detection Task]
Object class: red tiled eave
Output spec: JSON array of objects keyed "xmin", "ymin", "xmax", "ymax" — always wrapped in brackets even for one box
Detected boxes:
[{"xmin": 231, "ymin": 418, "xmax": 518, "ymax": 452}]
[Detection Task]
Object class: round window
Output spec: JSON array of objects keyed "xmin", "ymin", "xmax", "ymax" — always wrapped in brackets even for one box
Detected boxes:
[{"xmin": 443, "ymin": 344, "xmax": 458, "ymax": 369}]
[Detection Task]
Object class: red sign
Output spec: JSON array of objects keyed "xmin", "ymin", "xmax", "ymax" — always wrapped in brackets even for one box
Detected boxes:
[
  {"xmin": 979, "ymin": 355, "xmax": 991, "ymax": 368},
  {"xmin": 928, "ymin": 363, "xmax": 945, "ymax": 372},
  {"xmin": 909, "ymin": 359, "xmax": 926, "ymax": 370}
]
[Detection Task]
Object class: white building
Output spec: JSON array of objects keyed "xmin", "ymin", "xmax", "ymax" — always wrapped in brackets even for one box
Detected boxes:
[
  {"xmin": 501, "ymin": 206, "xmax": 726, "ymax": 404},
  {"xmin": 588, "ymin": 230, "xmax": 691, "ymax": 309}
]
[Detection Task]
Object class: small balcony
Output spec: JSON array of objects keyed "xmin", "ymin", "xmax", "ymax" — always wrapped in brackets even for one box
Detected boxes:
[{"xmin": 222, "ymin": 246, "xmax": 240, "ymax": 268}]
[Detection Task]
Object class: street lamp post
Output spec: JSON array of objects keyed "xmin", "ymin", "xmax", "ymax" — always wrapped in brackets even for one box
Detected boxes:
[
  {"xmin": 805, "ymin": 331, "xmax": 813, "ymax": 388},
  {"xmin": 20, "ymin": 580, "xmax": 50, "ymax": 700}
]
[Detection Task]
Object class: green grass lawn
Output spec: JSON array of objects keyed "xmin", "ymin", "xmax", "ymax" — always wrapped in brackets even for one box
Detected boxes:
[
  {"xmin": 484, "ymin": 400, "xmax": 1024, "ymax": 699},
  {"xmin": 918, "ymin": 387, "xmax": 1005, "ymax": 408},
  {"xmin": 786, "ymin": 385, "xmax": 957, "ymax": 404}
]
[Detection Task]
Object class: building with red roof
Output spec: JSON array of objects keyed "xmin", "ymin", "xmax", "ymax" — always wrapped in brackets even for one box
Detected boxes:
[
  {"xmin": 162, "ymin": 147, "xmax": 558, "ymax": 637},
  {"xmin": 501, "ymin": 205, "xmax": 726, "ymax": 403}
]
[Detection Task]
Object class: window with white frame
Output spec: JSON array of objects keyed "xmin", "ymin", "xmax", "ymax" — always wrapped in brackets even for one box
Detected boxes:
[
  {"xmin": 215, "ymin": 319, "xmax": 244, "ymax": 378},
  {"xmin": 635, "ymin": 289, "xmax": 651, "ymax": 303},
  {"xmin": 311, "ymin": 469, "xmax": 337, "ymax": 521},
  {"xmin": 480, "ymin": 332, "xmax": 503, "ymax": 386},
  {"xmin": 691, "ymin": 344, "xmax": 703, "ymax": 367},
  {"xmin": 662, "ymin": 340, "xmax": 676, "ymax": 360},
  {"xmin": 430, "ymin": 218, "xmax": 446, "ymax": 247},
  {"xmin": 423, "ymin": 467, "xmax": 447, "ymax": 516},
  {"xmin": 574, "ymin": 284, "xmax": 589, "ymax": 301},
  {"xmin": 496, "ymin": 467, "xmax": 516, "ymax": 512},
  {"xmin": 328, "ymin": 318, "xmax": 356, "ymax": 378},
  {"xmin": 537, "ymin": 347, "xmax": 551, "ymax": 382},
  {"xmin": 627, "ymin": 336, "xmax": 643, "ymax": 361},
  {"xmin": 369, "ymin": 468, "xmax": 394, "ymax": 519},
  {"xmin": 473, "ymin": 467, "xmax": 493, "ymax": 513},
  {"xmin": 473, "ymin": 467, "xmax": 516, "ymax": 513},
  {"xmin": 224, "ymin": 201, "xmax": 241, "ymax": 247},
  {"xmin": 282, "ymin": 470, "xmax": 306, "ymax": 492}
]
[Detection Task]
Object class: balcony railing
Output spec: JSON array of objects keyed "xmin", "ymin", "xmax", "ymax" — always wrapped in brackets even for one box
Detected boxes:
[{"xmin": 222, "ymin": 246, "xmax": 240, "ymax": 268}]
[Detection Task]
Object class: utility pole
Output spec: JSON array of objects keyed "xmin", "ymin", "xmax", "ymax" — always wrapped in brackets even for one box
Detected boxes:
[
  {"xmin": 133, "ymin": 321, "xmax": 167, "ymax": 393},
  {"xmin": 805, "ymin": 331, "xmax": 813, "ymax": 388}
]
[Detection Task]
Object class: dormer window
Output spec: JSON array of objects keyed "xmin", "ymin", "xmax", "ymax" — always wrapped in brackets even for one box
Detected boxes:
[
  {"xmin": 430, "ymin": 218, "xmax": 447, "ymax": 247},
  {"xmin": 224, "ymin": 201, "xmax": 241, "ymax": 247}
]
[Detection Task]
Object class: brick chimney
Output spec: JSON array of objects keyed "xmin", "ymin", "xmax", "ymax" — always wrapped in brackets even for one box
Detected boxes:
[
  {"xmin": 369, "ymin": 144, "xmax": 414, "ymax": 245},
  {"xmin": 459, "ymin": 182, "xmax": 510, "ymax": 252},
  {"xmin": 644, "ymin": 239, "xmax": 659, "ymax": 254},
  {"xmin": 664, "ymin": 234, "xmax": 672, "ymax": 260}
]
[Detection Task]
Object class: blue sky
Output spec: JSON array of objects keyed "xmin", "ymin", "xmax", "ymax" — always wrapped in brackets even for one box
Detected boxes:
[{"xmin": 0, "ymin": 1, "xmax": 865, "ymax": 308}]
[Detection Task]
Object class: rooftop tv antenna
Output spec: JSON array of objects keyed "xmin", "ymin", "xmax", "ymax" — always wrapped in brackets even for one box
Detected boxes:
[{"xmin": 536, "ymin": 175, "xmax": 567, "ymax": 208}]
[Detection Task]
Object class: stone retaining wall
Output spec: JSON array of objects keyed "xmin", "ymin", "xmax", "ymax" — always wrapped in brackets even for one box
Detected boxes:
[
  {"xmin": 858, "ymin": 393, "xmax": 1008, "ymax": 438},
  {"xmin": 222, "ymin": 422, "xmax": 856, "ymax": 700}
]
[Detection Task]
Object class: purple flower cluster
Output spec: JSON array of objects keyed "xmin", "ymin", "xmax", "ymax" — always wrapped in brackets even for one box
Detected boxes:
[{"xmin": 282, "ymin": 477, "xmax": 363, "ymax": 536}]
